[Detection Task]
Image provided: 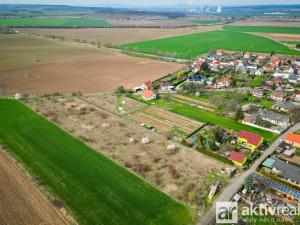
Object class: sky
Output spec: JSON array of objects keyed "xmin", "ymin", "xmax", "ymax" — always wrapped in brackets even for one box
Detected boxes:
[{"xmin": 0, "ymin": 0, "xmax": 299, "ymax": 7}]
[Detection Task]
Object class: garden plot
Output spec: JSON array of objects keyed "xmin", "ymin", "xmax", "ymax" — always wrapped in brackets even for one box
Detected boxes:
[
  {"xmin": 81, "ymin": 94, "xmax": 146, "ymax": 116},
  {"xmin": 171, "ymin": 94, "xmax": 216, "ymax": 112},
  {"xmin": 130, "ymin": 106, "xmax": 204, "ymax": 134},
  {"xmin": 26, "ymin": 96, "xmax": 227, "ymax": 215}
]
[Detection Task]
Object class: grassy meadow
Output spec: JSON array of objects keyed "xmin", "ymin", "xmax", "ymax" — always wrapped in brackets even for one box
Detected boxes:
[
  {"xmin": 0, "ymin": 100, "xmax": 193, "ymax": 225},
  {"xmin": 0, "ymin": 18, "xmax": 111, "ymax": 27},
  {"xmin": 122, "ymin": 30, "xmax": 300, "ymax": 59},
  {"xmin": 224, "ymin": 25, "xmax": 300, "ymax": 34}
]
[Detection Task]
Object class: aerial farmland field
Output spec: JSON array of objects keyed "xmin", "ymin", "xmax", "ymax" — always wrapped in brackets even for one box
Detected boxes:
[
  {"xmin": 0, "ymin": 99, "xmax": 193, "ymax": 225},
  {"xmin": 0, "ymin": 149, "xmax": 68, "ymax": 225},
  {"xmin": 0, "ymin": 34, "xmax": 181, "ymax": 94},
  {"xmin": 223, "ymin": 25, "xmax": 300, "ymax": 34},
  {"xmin": 0, "ymin": 18, "xmax": 111, "ymax": 28},
  {"xmin": 20, "ymin": 26, "xmax": 221, "ymax": 45},
  {"xmin": 122, "ymin": 30, "xmax": 300, "ymax": 59}
]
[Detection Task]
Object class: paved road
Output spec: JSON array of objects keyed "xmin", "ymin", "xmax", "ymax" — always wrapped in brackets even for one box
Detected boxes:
[{"xmin": 197, "ymin": 122, "xmax": 300, "ymax": 225}]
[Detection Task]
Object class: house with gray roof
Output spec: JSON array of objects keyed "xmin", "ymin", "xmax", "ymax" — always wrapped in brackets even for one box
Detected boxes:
[
  {"xmin": 263, "ymin": 157, "xmax": 300, "ymax": 187},
  {"xmin": 259, "ymin": 110, "xmax": 290, "ymax": 127},
  {"xmin": 273, "ymin": 101, "xmax": 296, "ymax": 112},
  {"xmin": 289, "ymin": 74, "xmax": 298, "ymax": 84}
]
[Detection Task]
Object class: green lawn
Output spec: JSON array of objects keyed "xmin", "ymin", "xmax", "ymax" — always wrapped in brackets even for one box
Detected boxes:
[
  {"xmin": 224, "ymin": 25, "xmax": 300, "ymax": 34},
  {"xmin": 0, "ymin": 100, "xmax": 193, "ymax": 225},
  {"xmin": 0, "ymin": 18, "xmax": 111, "ymax": 27},
  {"xmin": 246, "ymin": 76, "xmax": 265, "ymax": 88},
  {"xmin": 153, "ymin": 96, "xmax": 276, "ymax": 142},
  {"xmin": 192, "ymin": 20, "xmax": 220, "ymax": 25},
  {"xmin": 122, "ymin": 30, "xmax": 299, "ymax": 59}
]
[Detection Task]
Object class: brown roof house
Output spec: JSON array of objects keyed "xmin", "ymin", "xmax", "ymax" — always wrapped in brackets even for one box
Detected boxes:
[{"xmin": 270, "ymin": 91, "xmax": 287, "ymax": 101}]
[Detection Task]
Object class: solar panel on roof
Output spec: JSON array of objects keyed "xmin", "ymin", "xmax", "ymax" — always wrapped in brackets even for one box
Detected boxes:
[{"xmin": 250, "ymin": 173, "xmax": 300, "ymax": 199}]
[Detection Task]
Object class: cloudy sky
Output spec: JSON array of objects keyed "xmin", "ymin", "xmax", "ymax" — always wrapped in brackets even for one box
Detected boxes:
[{"xmin": 0, "ymin": 0, "xmax": 298, "ymax": 6}]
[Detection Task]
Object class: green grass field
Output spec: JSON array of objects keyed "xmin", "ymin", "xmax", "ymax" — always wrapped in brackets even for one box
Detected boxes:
[
  {"xmin": 122, "ymin": 30, "xmax": 299, "ymax": 59},
  {"xmin": 0, "ymin": 100, "xmax": 193, "ymax": 225},
  {"xmin": 224, "ymin": 25, "xmax": 300, "ymax": 34},
  {"xmin": 153, "ymin": 96, "xmax": 276, "ymax": 142},
  {"xmin": 0, "ymin": 18, "xmax": 111, "ymax": 27}
]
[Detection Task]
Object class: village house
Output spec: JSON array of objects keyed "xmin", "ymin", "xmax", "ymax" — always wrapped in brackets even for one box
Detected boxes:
[
  {"xmin": 251, "ymin": 88, "xmax": 264, "ymax": 98},
  {"xmin": 215, "ymin": 77, "xmax": 231, "ymax": 89},
  {"xmin": 262, "ymin": 157, "xmax": 300, "ymax": 187},
  {"xmin": 186, "ymin": 74, "xmax": 206, "ymax": 83},
  {"xmin": 292, "ymin": 93, "xmax": 300, "ymax": 102},
  {"xmin": 229, "ymin": 151, "xmax": 247, "ymax": 167},
  {"xmin": 237, "ymin": 130, "xmax": 263, "ymax": 151},
  {"xmin": 142, "ymin": 90, "xmax": 156, "ymax": 101},
  {"xmin": 270, "ymin": 91, "xmax": 287, "ymax": 101},
  {"xmin": 242, "ymin": 113, "xmax": 257, "ymax": 124},
  {"xmin": 258, "ymin": 53, "xmax": 267, "ymax": 60},
  {"xmin": 273, "ymin": 101, "xmax": 296, "ymax": 112},
  {"xmin": 254, "ymin": 69, "xmax": 263, "ymax": 76},
  {"xmin": 273, "ymin": 72, "xmax": 290, "ymax": 79},
  {"xmin": 288, "ymin": 74, "xmax": 298, "ymax": 84},
  {"xmin": 159, "ymin": 81, "xmax": 175, "ymax": 92},
  {"xmin": 243, "ymin": 52, "xmax": 252, "ymax": 59},
  {"xmin": 141, "ymin": 80, "xmax": 153, "ymax": 90},
  {"xmin": 285, "ymin": 133, "xmax": 300, "ymax": 148},
  {"xmin": 259, "ymin": 110, "xmax": 290, "ymax": 127},
  {"xmin": 264, "ymin": 80, "xmax": 274, "ymax": 89},
  {"xmin": 216, "ymin": 49, "xmax": 225, "ymax": 55},
  {"xmin": 264, "ymin": 63, "xmax": 276, "ymax": 72},
  {"xmin": 274, "ymin": 77, "xmax": 283, "ymax": 87}
]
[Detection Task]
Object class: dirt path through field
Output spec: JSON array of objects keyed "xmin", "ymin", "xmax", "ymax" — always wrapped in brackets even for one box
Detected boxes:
[{"xmin": 0, "ymin": 149, "xmax": 68, "ymax": 225}]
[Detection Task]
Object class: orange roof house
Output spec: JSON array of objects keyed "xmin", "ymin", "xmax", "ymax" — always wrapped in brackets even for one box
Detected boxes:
[
  {"xmin": 216, "ymin": 49, "xmax": 225, "ymax": 55},
  {"xmin": 285, "ymin": 133, "xmax": 300, "ymax": 148},
  {"xmin": 142, "ymin": 90, "xmax": 156, "ymax": 101}
]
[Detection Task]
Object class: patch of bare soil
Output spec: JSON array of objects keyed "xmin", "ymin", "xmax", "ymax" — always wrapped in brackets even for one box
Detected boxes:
[
  {"xmin": 0, "ymin": 149, "xmax": 68, "ymax": 225},
  {"xmin": 20, "ymin": 26, "xmax": 222, "ymax": 45},
  {"xmin": 252, "ymin": 32, "xmax": 300, "ymax": 42},
  {"xmin": 0, "ymin": 35, "xmax": 182, "ymax": 95},
  {"xmin": 130, "ymin": 106, "xmax": 203, "ymax": 134},
  {"xmin": 230, "ymin": 21, "xmax": 300, "ymax": 27},
  {"xmin": 26, "ymin": 95, "xmax": 229, "ymax": 215}
]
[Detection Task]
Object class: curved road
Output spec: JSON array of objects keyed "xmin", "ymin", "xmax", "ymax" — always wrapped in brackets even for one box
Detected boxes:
[{"xmin": 197, "ymin": 122, "xmax": 300, "ymax": 225}]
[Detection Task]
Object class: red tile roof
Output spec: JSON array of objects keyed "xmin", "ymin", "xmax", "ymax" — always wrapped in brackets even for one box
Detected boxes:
[
  {"xmin": 238, "ymin": 130, "xmax": 262, "ymax": 146},
  {"xmin": 229, "ymin": 151, "xmax": 246, "ymax": 163},
  {"xmin": 285, "ymin": 133, "xmax": 300, "ymax": 145},
  {"xmin": 217, "ymin": 77, "xmax": 232, "ymax": 83},
  {"xmin": 142, "ymin": 90, "xmax": 155, "ymax": 99},
  {"xmin": 143, "ymin": 80, "xmax": 152, "ymax": 89}
]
